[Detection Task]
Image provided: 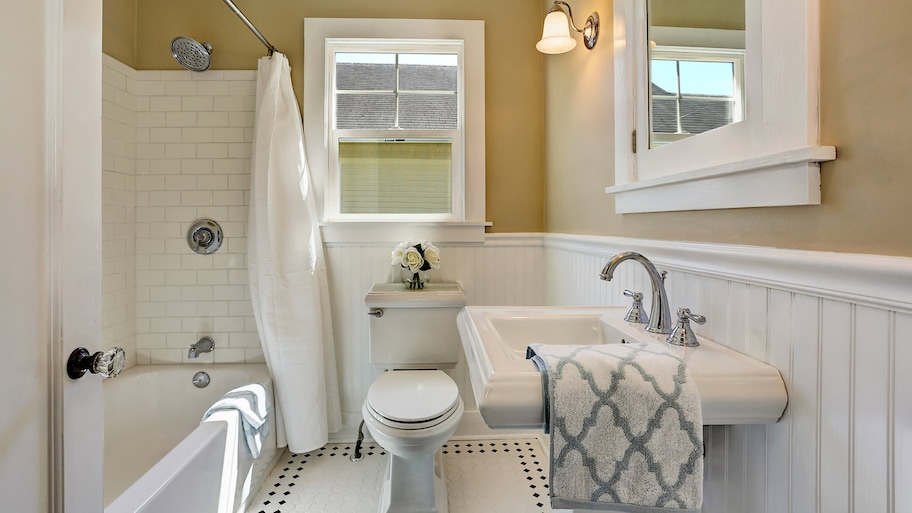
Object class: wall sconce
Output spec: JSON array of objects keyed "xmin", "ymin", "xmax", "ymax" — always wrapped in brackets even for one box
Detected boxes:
[{"xmin": 536, "ymin": 1, "xmax": 600, "ymax": 54}]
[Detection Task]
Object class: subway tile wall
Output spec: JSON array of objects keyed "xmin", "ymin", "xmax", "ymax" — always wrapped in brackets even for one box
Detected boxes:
[
  {"xmin": 102, "ymin": 57, "xmax": 137, "ymax": 368},
  {"xmin": 102, "ymin": 55, "xmax": 262, "ymax": 365}
]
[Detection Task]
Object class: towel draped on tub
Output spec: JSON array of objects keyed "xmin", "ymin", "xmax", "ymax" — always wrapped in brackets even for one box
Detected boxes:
[
  {"xmin": 203, "ymin": 383, "xmax": 271, "ymax": 458},
  {"xmin": 527, "ymin": 342, "xmax": 703, "ymax": 512}
]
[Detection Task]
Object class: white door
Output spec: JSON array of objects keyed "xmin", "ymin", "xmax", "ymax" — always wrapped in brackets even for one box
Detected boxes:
[{"xmin": 0, "ymin": 0, "xmax": 103, "ymax": 511}]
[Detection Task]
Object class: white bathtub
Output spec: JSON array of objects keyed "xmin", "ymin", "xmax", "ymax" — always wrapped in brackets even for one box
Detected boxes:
[{"xmin": 103, "ymin": 364, "xmax": 279, "ymax": 513}]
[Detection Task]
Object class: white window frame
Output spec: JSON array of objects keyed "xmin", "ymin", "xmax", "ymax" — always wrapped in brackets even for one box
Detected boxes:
[
  {"xmin": 325, "ymin": 39, "xmax": 465, "ymax": 222},
  {"xmin": 649, "ymin": 46, "xmax": 745, "ymax": 147},
  {"xmin": 303, "ymin": 18, "xmax": 486, "ymax": 243}
]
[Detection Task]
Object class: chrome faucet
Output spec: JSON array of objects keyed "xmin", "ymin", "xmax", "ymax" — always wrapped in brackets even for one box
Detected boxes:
[
  {"xmin": 599, "ymin": 252, "xmax": 673, "ymax": 334},
  {"xmin": 188, "ymin": 336, "xmax": 215, "ymax": 359}
]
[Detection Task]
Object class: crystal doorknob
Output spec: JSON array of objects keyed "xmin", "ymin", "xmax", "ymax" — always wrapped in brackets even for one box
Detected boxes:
[{"xmin": 67, "ymin": 347, "xmax": 126, "ymax": 380}]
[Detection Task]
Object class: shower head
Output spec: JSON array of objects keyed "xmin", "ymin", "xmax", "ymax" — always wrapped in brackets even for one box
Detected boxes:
[{"xmin": 170, "ymin": 37, "xmax": 213, "ymax": 72}]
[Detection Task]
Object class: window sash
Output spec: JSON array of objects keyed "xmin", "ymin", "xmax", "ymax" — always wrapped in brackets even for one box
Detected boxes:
[{"xmin": 325, "ymin": 39, "xmax": 465, "ymax": 221}]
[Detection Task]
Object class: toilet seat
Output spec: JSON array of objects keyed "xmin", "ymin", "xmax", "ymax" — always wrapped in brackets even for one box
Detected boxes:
[{"xmin": 366, "ymin": 370, "xmax": 460, "ymax": 430}]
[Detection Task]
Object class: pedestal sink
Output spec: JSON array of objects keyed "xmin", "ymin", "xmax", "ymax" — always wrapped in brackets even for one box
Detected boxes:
[{"xmin": 456, "ymin": 306, "xmax": 788, "ymax": 429}]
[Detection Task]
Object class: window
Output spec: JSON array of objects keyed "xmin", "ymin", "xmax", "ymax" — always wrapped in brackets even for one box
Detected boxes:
[
  {"xmin": 649, "ymin": 47, "xmax": 745, "ymax": 147},
  {"xmin": 304, "ymin": 19, "xmax": 485, "ymax": 241},
  {"xmin": 327, "ymin": 43, "xmax": 464, "ymax": 220}
]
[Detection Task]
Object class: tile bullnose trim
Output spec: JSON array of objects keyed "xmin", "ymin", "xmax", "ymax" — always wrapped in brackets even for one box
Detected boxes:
[{"xmin": 544, "ymin": 233, "xmax": 912, "ymax": 313}]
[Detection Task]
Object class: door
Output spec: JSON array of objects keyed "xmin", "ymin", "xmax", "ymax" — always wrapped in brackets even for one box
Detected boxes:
[{"xmin": 0, "ymin": 0, "xmax": 103, "ymax": 511}]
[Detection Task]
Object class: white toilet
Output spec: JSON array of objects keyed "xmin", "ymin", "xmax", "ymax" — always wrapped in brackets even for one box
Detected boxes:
[{"xmin": 362, "ymin": 282, "xmax": 467, "ymax": 513}]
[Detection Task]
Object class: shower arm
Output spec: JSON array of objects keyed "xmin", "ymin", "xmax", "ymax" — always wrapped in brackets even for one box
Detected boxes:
[{"xmin": 222, "ymin": 0, "xmax": 278, "ymax": 55}]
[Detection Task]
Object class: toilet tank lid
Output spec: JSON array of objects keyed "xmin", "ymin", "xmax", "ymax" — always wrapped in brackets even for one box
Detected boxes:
[{"xmin": 365, "ymin": 282, "xmax": 466, "ymax": 308}]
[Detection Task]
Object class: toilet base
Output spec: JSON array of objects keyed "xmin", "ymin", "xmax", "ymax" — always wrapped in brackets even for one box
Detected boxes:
[{"xmin": 377, "ymin": 449, "xmax": 448, "ymax": 513}]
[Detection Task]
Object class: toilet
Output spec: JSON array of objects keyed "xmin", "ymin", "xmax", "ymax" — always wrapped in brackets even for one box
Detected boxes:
[{"xmin": 362, "ymin": 282, "xmax": 467, "ymax": 513}]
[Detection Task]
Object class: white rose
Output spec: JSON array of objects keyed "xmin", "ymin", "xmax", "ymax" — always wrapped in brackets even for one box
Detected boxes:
[
  {"xmin": 422, "ymin": 244, "xmax": 441, "ymax": 270},
  {"xmin": 391, "ymin": 241, "xmax": 412, "ymax": 266},
  {"xmin": 402, "ymin": 247, "xmax": 425, "ymax": 272}
]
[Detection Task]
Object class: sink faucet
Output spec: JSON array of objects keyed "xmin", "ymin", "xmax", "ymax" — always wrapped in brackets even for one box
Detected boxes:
[
  {"xmin": 188, "ymin": 336, "xmax": 215, "ymax": 359},
  {"xmin": 599, "ymin": 252, "xmax": 672, "ymax": 334}
]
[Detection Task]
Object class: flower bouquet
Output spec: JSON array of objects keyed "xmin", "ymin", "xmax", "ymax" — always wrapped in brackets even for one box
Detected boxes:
[{"xmin": 391, "ymin": 240, "xmax": 441, "ymax": 289}]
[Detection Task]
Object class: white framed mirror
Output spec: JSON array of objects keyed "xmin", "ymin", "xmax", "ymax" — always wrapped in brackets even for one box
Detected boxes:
[{"xmin": 608, "ymin": 0, "xmax": 835, "ymax": 213}]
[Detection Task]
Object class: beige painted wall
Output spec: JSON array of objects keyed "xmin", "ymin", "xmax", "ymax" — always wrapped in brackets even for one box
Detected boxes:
[
  {"xmin": 543, "ymin": 0, "xmax": 912, "ymax": 257},
  {"xmin": 103, "ymin": 0, "xmax": 136, "ymax": 67},
  {"xmin": 651, "ymin": 0, "xmax": 745, "ymax": 31},
  {"xmin": 104, "ymin": 0, "xmax": 545, "ymax": 233}
]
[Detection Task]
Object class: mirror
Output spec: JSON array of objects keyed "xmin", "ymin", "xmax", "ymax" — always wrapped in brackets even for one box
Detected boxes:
[{"xmin": 647, "ymin": 0, "xmax": 746, "ymax": 148}]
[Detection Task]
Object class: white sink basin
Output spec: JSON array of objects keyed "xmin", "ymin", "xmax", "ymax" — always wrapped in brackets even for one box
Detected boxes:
[{"xmin": 456, "ymin": 306, "xmax": 788, "ymax": 429}]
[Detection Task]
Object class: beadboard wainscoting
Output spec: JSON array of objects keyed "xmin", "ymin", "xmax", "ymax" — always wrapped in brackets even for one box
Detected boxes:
[
  {"xmin": 324, "ymin": 235, "xmax": 546, "ymax": 440},
  {"xmin": 542, "ymin": 234, "xmax": 912, "ymax": 513}
]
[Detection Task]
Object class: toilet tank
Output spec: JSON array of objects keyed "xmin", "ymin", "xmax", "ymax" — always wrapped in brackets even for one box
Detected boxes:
[{"xmin": 365, "ymin": 282, "xmax": 467, "ymax": 369}]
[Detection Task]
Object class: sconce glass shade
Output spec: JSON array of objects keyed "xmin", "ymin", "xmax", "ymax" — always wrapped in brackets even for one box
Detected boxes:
[{"xmin": 536, "ymin": 10, "xmax": 577, "ymax": 54}]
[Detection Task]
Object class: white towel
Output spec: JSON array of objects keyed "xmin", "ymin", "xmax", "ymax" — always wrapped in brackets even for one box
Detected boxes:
[
  {"xmin": 203, "ymin": 384, "xmax": 271, "ymax": 458},
  {"xmin": 527, "ymin": 343, "xmax": 703, "ymax": 512}
]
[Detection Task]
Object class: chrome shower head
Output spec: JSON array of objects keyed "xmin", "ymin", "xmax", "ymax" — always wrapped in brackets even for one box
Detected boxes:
[{"xmin": 170, "ymin": 37, "xmax": 213, "ymax": 72}]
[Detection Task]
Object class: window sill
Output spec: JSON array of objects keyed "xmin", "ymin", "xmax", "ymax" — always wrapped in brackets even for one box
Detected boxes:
[
  {"xmin": 320, "ymin": 221, "xmax": 490, "ymax": 244},
  {"xmin": 604, "ymin": 146, "xmax": 836, "ymax": 213}
]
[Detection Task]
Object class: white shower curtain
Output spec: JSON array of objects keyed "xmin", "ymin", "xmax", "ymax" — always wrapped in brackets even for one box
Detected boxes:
[{"xmin": 247, "ymin": 53, "xmax": 341, "ymax": 453}]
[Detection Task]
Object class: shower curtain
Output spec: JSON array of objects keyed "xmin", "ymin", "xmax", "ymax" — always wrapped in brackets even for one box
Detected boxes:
[{"xmin": 247, "ymin": 53, "xmax": 341, "ymax": 453}]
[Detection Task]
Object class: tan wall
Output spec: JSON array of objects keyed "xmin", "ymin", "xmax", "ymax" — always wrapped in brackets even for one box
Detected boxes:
[
  {"xmin": 544, "ymin": 0, "xmax": 912, "ymax": 257},
  {"xmin": 650, "ymin": 0, "xmax": 745, "ymax": 31},
  {"xmin": 119, "ymin": 0, "xmax": 545, "ymax": 233},
  {"xmin": 103, "ymin": 0, "xmax": 136, "ymax": 67}
]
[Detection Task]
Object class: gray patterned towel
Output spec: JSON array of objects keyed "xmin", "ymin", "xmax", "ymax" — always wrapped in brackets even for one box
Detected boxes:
[{"xmin": 526, "ymin": 343, "xmax": 703, "ymax": 512}]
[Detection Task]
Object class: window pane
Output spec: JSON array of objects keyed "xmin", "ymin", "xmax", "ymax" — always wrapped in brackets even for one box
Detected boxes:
[
  {"xmin": 399, "ymin": 54, "xmax": 458, "ymax": 92},
  {"xmin": 650, "ymin": 59, "xmax": 678, "ymax": 94},
  {"xmin": 335, "ymin": 53, "xmax": 395, "ymax": 91},
  {"xmin": 679, "ymin": 61, "xmax": 734, "ymax": 97},
  {"xmin": 398, "ymin": 94, "xmax": 457, "ymax": 129},
  {"xmin": 339, "ymin": 139, "xmax": 453, "ymax": 214},
  {"xmin": 680, "ymin": 99, "xmax": 733, "ymax": 134},
  {"xmin": 335, "ymin": 94, "xmax": 396, "ymax": 129},
  {"xmin": 651, "ymin": 98, "xmax": 678, "ymax": 133}
]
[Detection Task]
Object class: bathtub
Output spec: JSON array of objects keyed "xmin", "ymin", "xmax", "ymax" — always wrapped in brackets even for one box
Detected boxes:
[{"xmin": 103, "ymin": 364, "xmax": 279, "ymax": 513}]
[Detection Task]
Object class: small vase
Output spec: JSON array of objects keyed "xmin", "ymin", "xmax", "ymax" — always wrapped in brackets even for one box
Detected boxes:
[{"xmin": 402, "ymin": 268, "xmax": 431, "ymax": 290}]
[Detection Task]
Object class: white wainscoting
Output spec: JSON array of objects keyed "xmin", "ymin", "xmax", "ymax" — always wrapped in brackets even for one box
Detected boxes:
[
  {"xmin": 542, "ymin": 234, "xmax": 912, "ymax": 513},
  {"xmin": 324, "ymin": 234, "xmax": 546, "ymax": 439}
]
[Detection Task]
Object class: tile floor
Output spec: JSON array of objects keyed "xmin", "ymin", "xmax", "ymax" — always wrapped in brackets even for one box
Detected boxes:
[{"xmin": 246, "ymin": 438, "xmax": 553, "ymax": 513}]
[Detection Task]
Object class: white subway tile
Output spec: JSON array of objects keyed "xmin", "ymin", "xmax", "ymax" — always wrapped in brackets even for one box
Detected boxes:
[
  {"xmin": 228, "ymin": 81, "xmax": 256, "ymax": 96},
  {"xmin": 136, "ymin": 143, "xmax": 165, "ymax": 159},
  {"xmin": 148, "ymin": 190, "xmax": 182, "ymax": 207},
  {"xmin": 214, "ymin": 158, "xmax": 246, "ymax": 174},
  {"xmin": 165, "ymin": 80, "xmax": 197, "ymax": 96},
  {"xmin": 195, "ymin": 206, "xmax": 228, "ymax": 220},
  {"xmin": 222, "ymin": 70, "xmax": 256, "ymax": 80},
  {"xmin": 197, "ymin": 143, "xmax": 228, "ymax": 159},
  {"xmin": 166, "ymin": 302, "xmax": 196, "ymax": 318},
  {"xmin": 150, "ymin": 285, "xmax": 182, "ymax": 302},
  {"xmin": 164, "ymin": 174, "xmax": 197, "ymax": 190},
  {"xmin": 166, "ymin": 332, "xmax": 196, "ymax": 348},
  {"xmin": 159, "ymin": 70, "xmax": 192, "ymax": 81},
  {"xmin": 231, "ymin": 332, "xmax": 261, "ymax": 348},
  {"xmin": 102, "ymin": 65, "xmax": 127, "ymax": 89},
  {"xmin": 149, "ymin": 349, "xmax": 183, "ymax": 364},
  {"xmin": 243, "ymin": 348, "xmax": 265, "ymax": 363},
  {"xmin": 214, "ymin": 348, "xmax": 247, "ymax": 363},
  {"xmin": 165, "ymin": 111, "xmax": 198, "ymax": 127},
  {"xmin": 181, "ymin": 254, "xmax": 214, "ymax": 270},
  {"xmin": 214, "ymin": 191, "xmax": 245, "ymax": 206},
  {"xmin": 148, "ymin": 254, "xmax": 181, "ymax": 270},
  {"xmin": 133, "ymin": 80, "xmax": 166, "ymax": 96},
  {"xmin": 215, "ymin": 316, "xmax": 246, "ymax": 332},
  {"xmin": 135, "ymin": 96, "xmax": 150, "ymax": 112},
  {"xmin": 133, "ymin": 350, "xmax": 152, "ymax": 365},
  {"xmin": 136, "ymin": 301, "xmax": 166, "ymax": 318},
  {"xmin": 214, "ymin": 96, "xmax": 245, "ymax": 112},
  {"xmin": 136, "ymin": 270, "xmax": 166, "ymax": 286},
  {"xmin": 213, "ymin": 127, "xmax": 246, "ymax": 143},
  {"xmin": 181, "ymin": 96, "xmax": 214, "ymax": 112},
  {"xmin": 163, "ymin": 206, "xmax": 197, "ymax": 223},
  {"xmin": 181, "ymin": 190, "xmax": 214, "ymax": 206},
  {"xmin": 197, "ymin": 301, "xmax": 229, "ymax": 317},
  {"xmin": 150, "ymin": 96, "xmax": 182, "ymax": 112},
  {"xmin": 198, "ymin": 111, "xmax": 230, "ymax": 127},
  {"xmin": 197, "ymin": 81, "xmax": 230, "ymax": 96},
  {"xmin": 166, "ymin": 270, "xmax": 197, "ymax": 286},
  {"xmin": 229, "ymin": 111, "xmax": 255, "ymax": 127},
  {"xmin": 137, "ymin": 333, "xmax": 167, "ymax": 349},
  {"xmin": 193, "ymin": 175, "xmax": 227, "ymax": 192},
  {"xmin": 198, "ymin": 270, "xmax": 228, "ymax": 285},
  {"xmin": 213, "ymin": 285, "xmax": 246, "ymax": 301},
  {"xmin": 135, "ymin": 206, "xmax": 165, "ymax": 223},
  {"xmin": 149, "ymin": 127, "xmax": 182, "ymax": 143},
  {"xmin": 181, "ymin": 159, "xmax": 214, "ymax": 174},
  {"xmin": 165, "ymin": 143, "xmax": 197, "ymax": 159},
  {"xmin": 191, "ymin": 70, "xmax": 225, "ymax": 81},
  {"xmin": 228, "ymin": 143, "xmax": 251, "ymax": 159},
  {"xmin": 228, "ymin": 301, "xmax": 253, "ymax": 316},
  {"xmin": 182, "ymin": 127, "xmax": 214, "ymax": 143},
  {"xmin": 181, "ymin": 286, "xmax": 213, "ymax": 301}
]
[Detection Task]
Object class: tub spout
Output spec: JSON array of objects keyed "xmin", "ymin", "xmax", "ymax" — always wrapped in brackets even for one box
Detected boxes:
[
  {"xmin": 188, "ymin": 336, "xmax": 215, "ymax": 359},
  {"xmin": 599, "ymin": 252, "xmax": 672, "ymax": 334}
]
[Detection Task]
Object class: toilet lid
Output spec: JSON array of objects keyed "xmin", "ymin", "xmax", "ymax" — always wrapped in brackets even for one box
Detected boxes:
[{"xmin": 367, "ymin": 370, "xmax": 459, "ymax": 423}]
